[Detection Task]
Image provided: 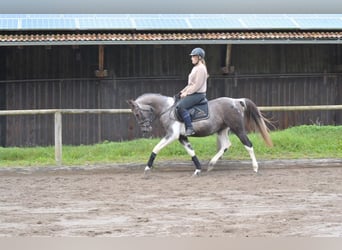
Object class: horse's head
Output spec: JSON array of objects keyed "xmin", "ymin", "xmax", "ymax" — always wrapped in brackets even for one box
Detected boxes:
[{"xmin": 127, "ymin": 99, "xmax": 154, "ymax": 134}]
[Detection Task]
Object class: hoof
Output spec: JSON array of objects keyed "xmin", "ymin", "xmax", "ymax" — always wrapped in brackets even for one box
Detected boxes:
[
  {"xmin": 144, "ymin": 166, "xmax": 151, "ymax": 177},
  {"xmin": 192, "ymin": 169, "xmax": 201, "ymax": 177},
  {"xmin": 207, "ymin": 165, "xmax": 214, "ymax": 172}
]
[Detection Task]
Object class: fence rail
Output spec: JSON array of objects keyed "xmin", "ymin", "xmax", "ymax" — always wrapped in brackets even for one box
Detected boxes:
[
  {"xmin": 1, "ymin": 105, "xmax": 341, "ymax": 165},
  {"xmin": 259, "ymin": 105, "xmax": 342, "ymax": 111}
]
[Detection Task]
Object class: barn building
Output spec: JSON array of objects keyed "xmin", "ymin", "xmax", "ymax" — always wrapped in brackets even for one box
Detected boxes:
[{"xmin": 0, "ymin": 14, "xmax": 341, "ymax": 146}]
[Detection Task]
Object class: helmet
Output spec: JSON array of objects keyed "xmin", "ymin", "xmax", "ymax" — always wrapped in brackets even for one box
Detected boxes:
[{"xmin": 189, "ymin": 47, "xmax": 205, "ymax": 59}]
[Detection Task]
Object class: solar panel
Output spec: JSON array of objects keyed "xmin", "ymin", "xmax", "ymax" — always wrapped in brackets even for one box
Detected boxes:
[
  {"xmin": 130, "ymin": 14, "xmax": 162, "ymax": 18},
  {"xmin": 78, "ymin": 18, "xmax": 133, "ymax": 30},
  {"xmin": 21, "ymin": 18, "xmax": 76, "ymax": 30},
  {"xmin": 64, "ymin": 14, "xmax": 96, "ymax": 18},
  {"xmin": 92, "ymin": 14, "xmax": 130, "ymax": 18},
  {"xmin": 293, "ymin": 18, "xmax": 342, "ymax": 29},
  {"xmin": 241, "ymin": 17, "xmax": 297, "ymax": 29},
  {"xmin": 134, "ymin": 18, "xmax": 189, "ymax": 30},
  {"xmin": 1, "ymin": 14, "xmax": 342, "ymax": 31},
  {"xmin": 26, "ymin": 14, "xmax": 63, "ymax": 18},
  {"xmin": 160, "ymin": 14, "xmax": 193, "ymax": 18},
  {"xmin": 189, "ymin": 18, "xmax": 243, "ymax": 29},
  {"xmin": 192, "ymin": 14, "xmax": 227, "ymax": 18},
  {"xmin": 0, "ymin": 18, "xmax": 19, "ymax": 30},
  {"xmin": 286, "ymin": 14, "xmax": 342, "ymax": 18},
  {"xmin": 0, "ymin": 14, "xmax": 26, "ymax": 18}
]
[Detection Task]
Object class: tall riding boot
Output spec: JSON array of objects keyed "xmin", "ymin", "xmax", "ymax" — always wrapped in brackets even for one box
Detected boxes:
[{"xmin": 181, "ymin": 109, "xmax": 195, "ymax": 136}]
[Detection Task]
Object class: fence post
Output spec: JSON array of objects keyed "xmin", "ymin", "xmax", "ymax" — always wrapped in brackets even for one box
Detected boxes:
[{"xmin": 54, "ymin": 111, "xmax": 62, "ymax": 166}]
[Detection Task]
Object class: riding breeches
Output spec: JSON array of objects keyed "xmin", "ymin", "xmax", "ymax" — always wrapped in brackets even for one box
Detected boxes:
[{"xmin": 175, "ymin": 93, "xmax": 206, "ymax": 114}]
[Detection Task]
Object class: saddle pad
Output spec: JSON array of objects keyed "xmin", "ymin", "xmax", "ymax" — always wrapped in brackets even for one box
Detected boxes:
[
  {"xmin": 189, "ymin": 102, "xmax": 209, "ymax": 121},
  {"xmin": 175, "ymin": 101, "xmax": 209, "ymax": 122}
]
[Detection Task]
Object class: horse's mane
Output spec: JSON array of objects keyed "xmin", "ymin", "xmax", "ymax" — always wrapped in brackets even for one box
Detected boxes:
[
  {"xmin": 136, "ymin": 93, "xmax": 169, "ymax": 104},
  {"xmin": 138, "ymin": 93, "xmax": 164, "ymax": 98}
]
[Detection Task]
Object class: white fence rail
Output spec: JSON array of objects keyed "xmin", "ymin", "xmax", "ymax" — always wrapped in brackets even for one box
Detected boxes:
[
  {"xmin": 0, "ymin": 105, "xmax": 341, "ymax": 165},
  {"xmin": 259, "ymin": 105, "xmax": 342, "ymax": 111}
]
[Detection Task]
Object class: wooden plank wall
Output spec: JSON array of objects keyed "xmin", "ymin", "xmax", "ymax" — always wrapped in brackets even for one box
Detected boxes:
[
  {"xmin": 0, "ymin": 47, "xmax": 7, "ymax": 146},
  {"xmin": 4, "ymin": 78, "xmax": 184, "ymax": 146},
  {"xmin": 209, "ymin": 75, "xmax": 340, "ymax": 128},
  {"xmin": 4, "ymin": 44, "xmax": 341, "ymax": 79},
  {"xmin": 1, "ymin": 43, "xmax": 342, "ymax": 146},
  {"xmin": 3, "ymin": 75, "xmax": 341, "ymax": 146}
]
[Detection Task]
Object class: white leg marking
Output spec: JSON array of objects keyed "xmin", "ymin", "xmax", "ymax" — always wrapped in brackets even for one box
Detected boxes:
[
  {"xmin": 192, "ymin": 169, "xmax": 201, "ymax": 177},
  {"xmin": 177, "ymin": 120, "xmax": 196, "ymax": 157},
  {"xmin": 208, "ymin": 129, "xmax": 231, "ymax": 171},
  {"xmin": 244, "ymin": 145, "xmax": 258, "ymax": 172},
  {"xmin": 152, "ymin": 137, "xmax": 169, "ymax": 154},
  {"xmin": 181, "ymin": 141, "xmax": 196, "ymax": 157},
  {"xmin": 143, "ymin": 124, "xmax": 180, "ymax": 176},
  {"xmin": 144, "ymin": 166, "xmax": 151, "ymax": 177},
  {"xmin": 152, "ymin": 128, "xmax": 179, "ymax": 155}
]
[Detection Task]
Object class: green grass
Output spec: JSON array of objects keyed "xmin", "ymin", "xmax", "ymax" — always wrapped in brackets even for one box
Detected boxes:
[{"xmin": 0, "ymin": 125, "xmax": 341, "ymax": 167}]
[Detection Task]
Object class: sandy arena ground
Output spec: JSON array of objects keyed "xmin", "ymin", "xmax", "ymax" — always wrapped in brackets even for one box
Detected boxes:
[{"xmin": 0, "ymin": 159, "xmax": 341, "ymax": 237}]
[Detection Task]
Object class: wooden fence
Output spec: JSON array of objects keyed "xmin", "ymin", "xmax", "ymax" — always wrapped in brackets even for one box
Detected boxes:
[
  {"xmin": 3, "ymin": 74, "xmax": 341, "ymax": 146},
  {"xmin": 0, "ymin": 105, "xmax": 342, "ymax": 165}
]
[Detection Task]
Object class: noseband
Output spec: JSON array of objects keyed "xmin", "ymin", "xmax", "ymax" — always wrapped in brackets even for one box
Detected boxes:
[{"xmin": 135, "ymin": 106, "xmax": 155, "ymax": 131}]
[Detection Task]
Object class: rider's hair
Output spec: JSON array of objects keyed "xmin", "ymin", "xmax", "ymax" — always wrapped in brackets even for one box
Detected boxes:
[{"xmin": 201, "ymin": 58, "xmax": 206, "ymax": 66}]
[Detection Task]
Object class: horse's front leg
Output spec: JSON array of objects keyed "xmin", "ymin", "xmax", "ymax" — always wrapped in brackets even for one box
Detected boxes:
[
  {"xmin": 178, "ymin": 135, "xmax": 202, "ymax": 176},
  {"xmin": 145, "ymin": 133, "xmax": 178, "ymax": 174}
]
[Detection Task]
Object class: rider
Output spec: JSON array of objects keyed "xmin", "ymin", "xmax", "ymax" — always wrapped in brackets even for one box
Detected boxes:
[{"xmin": 176, "ymin": 47, "xmax": 209, "ymax": 136}]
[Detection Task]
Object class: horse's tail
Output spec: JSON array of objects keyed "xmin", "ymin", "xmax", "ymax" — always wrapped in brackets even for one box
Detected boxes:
[{"xmin": 242, "ymin": 98, "xmax": 273, "ymax": 147}]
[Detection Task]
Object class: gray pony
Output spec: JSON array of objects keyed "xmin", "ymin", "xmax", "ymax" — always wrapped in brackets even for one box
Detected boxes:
[{"xmin": 127, "ymin": 93, "xmax": 273, "ymax": 176}]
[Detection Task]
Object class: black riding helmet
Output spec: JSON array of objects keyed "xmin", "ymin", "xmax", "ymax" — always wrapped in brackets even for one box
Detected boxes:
[{"xmin": 189, "ymin": 47, "xmax": 205, "ymax": 59}]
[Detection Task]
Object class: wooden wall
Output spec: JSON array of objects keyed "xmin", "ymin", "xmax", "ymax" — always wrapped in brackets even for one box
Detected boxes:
[
  {"xmin": 0, "ymin": 47, "xmax": 7, "ymax": 146},
  {"xmin": 209, "ymin": 75, "xmax": 341, "ymax": 128},
  {"xmin": 1, "ymin": 43, "xmax": 341, "ymax": 146},
  {"xmin": 6, "ymin": 44, "xmax": 340, "ymax": 80}
]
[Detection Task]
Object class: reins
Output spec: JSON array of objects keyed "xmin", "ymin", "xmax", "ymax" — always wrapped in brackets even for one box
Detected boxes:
[
  {"xmin": 159, "ymin": 103, "xmax": 176, "ymax": 118},
  {"xmin": 157, "ymin": 99, "xmax": 178, "ymax": 121}
]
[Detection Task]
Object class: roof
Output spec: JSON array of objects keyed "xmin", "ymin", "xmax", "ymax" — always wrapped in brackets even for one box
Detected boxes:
[
  {"xmin": 1, "ymin": 14, "xmax": 342, "ymax": 45},
  {"xmin": 2, "ymin": 14, "xmax": 342, "ymax": 31},
  {"xmin": 2, "ymin": 31, "xmax": 342, "ymax": 46}
]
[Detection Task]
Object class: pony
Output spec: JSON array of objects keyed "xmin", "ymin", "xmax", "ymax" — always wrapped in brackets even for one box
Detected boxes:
[{"xmin": 127, "ymin": 93, "xmax": 273, "ymax": 176}]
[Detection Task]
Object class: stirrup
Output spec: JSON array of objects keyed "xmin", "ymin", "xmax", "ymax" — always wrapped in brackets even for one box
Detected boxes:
[{"xmin": 185, "ymin": 127, "xmax": 195, "ymax": 136}]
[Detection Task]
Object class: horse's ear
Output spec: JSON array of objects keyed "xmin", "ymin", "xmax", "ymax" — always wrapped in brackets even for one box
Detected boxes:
[{"xmin": 126, "ymin": 99, "xmax": 137, "ymax": 109}]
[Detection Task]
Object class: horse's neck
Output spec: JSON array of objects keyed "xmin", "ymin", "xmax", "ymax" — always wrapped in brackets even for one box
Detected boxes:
[
  {"xmin": 139, "ymin": 94, "xmax": 173, "ymax": 115},
  {"xmin": 152, "ymin": 96, "xmax": 174, "ymax": 115}
]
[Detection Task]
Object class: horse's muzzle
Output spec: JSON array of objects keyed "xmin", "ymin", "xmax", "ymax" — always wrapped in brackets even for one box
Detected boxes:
[{"xmin": 141, "ymin": 125, "xmax": 152, "ymax": 134}]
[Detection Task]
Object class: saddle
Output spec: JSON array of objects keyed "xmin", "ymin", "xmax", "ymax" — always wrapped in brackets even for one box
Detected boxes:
[{"xmin": 174, "ymin": 97, "xmax": 210, "ymax": 122}]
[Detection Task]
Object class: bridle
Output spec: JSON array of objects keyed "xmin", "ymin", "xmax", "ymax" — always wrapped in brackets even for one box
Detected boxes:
[
  {"xmin": 134, "ymin": 97, "xmax": 179, "ymax": 132},
  {"xmin": 134, "ymin": 106, "xmax": 155, "ymax": 132}
]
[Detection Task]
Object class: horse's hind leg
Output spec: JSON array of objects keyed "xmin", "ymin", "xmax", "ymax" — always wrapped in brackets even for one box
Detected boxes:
[
  {"xmin": 178, "ymin": 135, "xmax": 201, "ymax": 176},
  {"xmin": 235, "ymin": 131, "xmax": 259, "ymax": 172},
  {"xmin": 245, "ymin": 145, "xmax": 258, "ymax": 172},
  {"xmin": 208, "ymin": 128, "xmax": 231, "ymax": 172}
]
